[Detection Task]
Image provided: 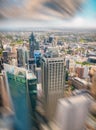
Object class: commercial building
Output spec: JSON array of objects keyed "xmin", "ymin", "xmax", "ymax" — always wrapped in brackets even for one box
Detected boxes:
[
  {"xmin": 2, "ymin": 51, "xmax": 9, "ymax": 63},
  {"xmin": 41, "ymin": 47, "xmax": 65, "ymax": 120},
  {"xmin": 28, "ymin": 58, "xmax": 36, "ymax": 74},
  {"xmin": 4, "ymin": 64, "xmax": 37, "ymax": 130},
  {"xmin": 88, "ymin": 56, "xmax": 96, "ymax": 64},
  {"xmin": 34, "ymin": 50, "xmax": 41, "ymax": 67},
  {"xmin": 17, "ymin": 46, "xmax": 29, "ymax": 68},
  {"xmin": 29, "ymin": 33, "xmax": 39, "ymax": 59}
]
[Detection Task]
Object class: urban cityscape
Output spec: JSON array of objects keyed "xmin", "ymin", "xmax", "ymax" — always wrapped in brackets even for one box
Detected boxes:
[{"xmin": 0, "ymin": 30, "xmax": 96, "ymax": 130}]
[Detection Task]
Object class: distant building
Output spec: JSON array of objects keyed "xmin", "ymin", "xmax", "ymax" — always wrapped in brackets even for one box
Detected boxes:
[
  {"xmin": 83, "ymin": 66, "xmax": 89, "ymax": 79},
  {"xmin": 8, "ymin": 52, "xmax": 17, "ymax": 66},
  {"xmin": 29, "ymin": 33, "xmax": 39, "ymax": 58},
  {"xmin": 49, "ymin": 35, "xmax": 54, "ymax": 43},
  {"xmin": 2, "ymin": 51, "xmax": 9, "ymax": 63},
  {"xmin": 41, "ymin": 47, "xmax": 65, "ymax": 120},
  {"xmin": 17, "ymin": 46, "xmax": 29, "ymax": 68},
  {"xmin": 0, "ymin": 58, "xmax": 3, "ymax": 72},
  {"xmin": 28, "ymin": 58, "xmax": 36, "ymax": 74},
  {"xmin": 5, "ymin": 45, "xmax": 12, "ymax": 53},
  {"xmin": 34, "ymin": 50, "xmax": 41, "ymax": 67},
  {"xmin": 66, "ymin": 59, "xmax": 70, "ymax": 70},
  {"xmin": 71, "ymin": 77, "xmax": 91, "ymax": 89},
  {"xmin": 35, "ymin": 67, "xmax": 41, "ymax": 83},
  {"xmin": 88, "ymin": 56, "xmax": 96, "ymax": 64},
  {"xmin": 75, "ymin": 67, "xmax": 84, "ymax": 79}
]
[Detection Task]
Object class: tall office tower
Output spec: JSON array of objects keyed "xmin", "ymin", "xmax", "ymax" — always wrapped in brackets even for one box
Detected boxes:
[
  {"xmin": 29, "ymin": 33, "xmax": 35, "ymax": 58},
  {"xmin": 26, "ymin": 71, "xmax": 37, "ymax": 123},
  {"xmin": 29, "ymin": 32, "xmax": 39, "ymax": 58},
  {"xmin": 41, "ymin": 47, "xmax": 65, "ymax": 120},
  {"xmin": 4, "ymin": 64, "xmax": 37, "ymax": 130},
  {"xmin": 2, "ymin": 51, "xmax": 9, "ymax": 63},
  {"xmin": 17, "ymin": 46, "xmax": 29, "ymax": 68}
]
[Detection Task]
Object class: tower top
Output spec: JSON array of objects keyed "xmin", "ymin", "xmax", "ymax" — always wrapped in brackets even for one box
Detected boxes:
[{"xmin": 29, "ymin": 32, "xmax": 35, "ymax": 41}]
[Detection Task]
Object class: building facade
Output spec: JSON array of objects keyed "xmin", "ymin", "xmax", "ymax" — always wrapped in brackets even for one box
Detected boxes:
[
  {"xmin": 4, "ymin": 64, "xmax": 37, "ymax": 130},
  {"xmin": 2, "ymin": 51, "xmax": 9, "ymax": 63},
  {"xmin": 29, "ymin": 33, "xmax": 39, "ymax": 59},
  {"xmin": 41, "ymin": 51, "xmax": 65, "ymax": 120},
  {"xmin": 34, "ymin": 50, "xmax": 41, "ymax": 67},
  {"xmin": 17, "ymin": 46, "xmax": 29, "ymax": 68}
]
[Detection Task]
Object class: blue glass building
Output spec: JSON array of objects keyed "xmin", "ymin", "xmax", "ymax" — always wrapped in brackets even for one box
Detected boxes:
[{"xmin": 34, "ymin": 50, "xmax": 41, "ymax": 67}]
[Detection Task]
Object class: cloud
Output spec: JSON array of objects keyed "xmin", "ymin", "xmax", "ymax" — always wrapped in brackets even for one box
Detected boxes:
[
  {"xmin": 0, "ymin": 0, "xmax": 96, "ymax": 30},
  {"xmin": 0, "ymin": 0, "xmax": 86, "ymax": 20}
]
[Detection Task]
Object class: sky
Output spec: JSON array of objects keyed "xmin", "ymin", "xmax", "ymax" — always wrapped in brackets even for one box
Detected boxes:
[{"xmin": 0, "ymin": 0, "xmax": 96, "ymax": 30}]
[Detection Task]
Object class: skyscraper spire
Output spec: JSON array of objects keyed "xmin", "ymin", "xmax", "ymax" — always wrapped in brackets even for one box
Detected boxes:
[{"xmin": 30, "ymin": 32, "xmax": 35, "ymax": 41}]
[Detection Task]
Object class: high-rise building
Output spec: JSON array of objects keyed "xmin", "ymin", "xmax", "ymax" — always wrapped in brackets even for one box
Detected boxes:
[
  {"xmin": 2, "ymin": 51, "xmax": 9, "ymax": 63},
  {"xmin": 17, "ymin": 46, "xmax": 29, "ymax": 68},
  {"xmin": 41, "ymin": 47, "xmax": 65, "ymax": 120},
  {"xmin": 4, "ymin": 64, "xmax": 37, "ymax": 130},
  {"xmin": 29, "ymin": 33, "xmax": 35, "ymax": 58},
  {"xmin": 29, "ymin": 33, "xmax": 39, "ymax": 59},
  {"xmin": 26, "ymin": 71, "xmax": 37, "ymax": 119}
]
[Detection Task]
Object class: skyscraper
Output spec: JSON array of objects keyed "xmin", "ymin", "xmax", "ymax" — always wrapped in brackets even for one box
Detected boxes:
[
  {"xmin": 26, "ymin": 71, "xmax": 37, "ymax": 120},
  {"xmin": 17, "ymin": 46, "xmax": 29, "ymax": 68},
  {"xmin": 41, "ymin": 47, "xmax": 65, "ymax": 120},
  {"xmin": 4, "ymin": 64, "xmax": 37, "ymax": 130},
  {"xmin": 29, "ymin": 32, "xmax": 39, "ymax": 58},
  {"xmin": 29, "ymin": 33, "xmax": 35, "ymax": 58}
]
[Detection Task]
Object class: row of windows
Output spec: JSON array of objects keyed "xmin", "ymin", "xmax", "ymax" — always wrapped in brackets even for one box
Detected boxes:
[
  {"xmin": 49, "ymin": 64, "xmax": 64, "ymax": 67},
  {"xmin": 49, "ymin": 81, "xmax": 62, "ymax": 84},
  {"xmin": 48, "ymin": 60, "xmax": 64, "ymax": 63},
  {"xmin": 49, "ymin": 75, "xmax": 63, "ymax": 78},
  {"xmin": 49, "ymin": 71, "xmax": 63, "ymax": 74},
  {"xmin": 49, "ymin": 82, "xmax": 63, "ymax": 86},
  {"xmin": 49, "ymin": 66, "xmax": 64, "ymax": 70}
]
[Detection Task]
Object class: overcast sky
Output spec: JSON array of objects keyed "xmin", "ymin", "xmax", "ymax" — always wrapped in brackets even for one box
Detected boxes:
[{"xmin": 0, "ymin": 0, "xmax": 96, "ymax": 30}]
